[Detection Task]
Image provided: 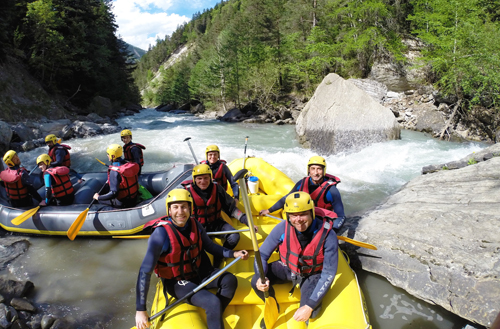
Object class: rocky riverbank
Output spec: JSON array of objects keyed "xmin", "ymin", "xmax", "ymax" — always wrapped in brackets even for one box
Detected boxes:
[
  {"xmin": 0, "ymin": 235, "xmax": 105, "ymax": 329},
  {"xmin": 155, "ymin": 78, "xmax": 499, "ymax": 147},
  {"xmin": 0, "ymin": 107, "xmax": 142, "ymax": 157},
  {"xmin": 345, "ymin": 143, "xmax": 500, "ymax": 328}
]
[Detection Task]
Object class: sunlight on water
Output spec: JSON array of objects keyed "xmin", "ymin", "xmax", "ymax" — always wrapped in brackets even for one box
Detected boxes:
[{"xmin": 11, "ymin": 109, "xmax": 486, "ymax": 329}]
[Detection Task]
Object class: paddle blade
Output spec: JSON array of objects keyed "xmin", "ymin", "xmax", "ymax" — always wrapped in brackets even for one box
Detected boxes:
[
  {"xmin": 264, "ymin": 296, "xmax": 279, "ymax": 329},
  {"xmin": 67, "ymin": 208, "xmax": 89, "ymax": 240},
  {"xmin": 337, "ymin": 236, "xmax": 377, "ymax": 250},
  {"xmin": 11, "ymin": 206, "xmax": 40, "ymax": 225}
]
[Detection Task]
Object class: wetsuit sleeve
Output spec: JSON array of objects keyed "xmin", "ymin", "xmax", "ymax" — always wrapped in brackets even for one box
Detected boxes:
[
  {"xmin": 267, "ymin": 181, "xmax": 302, "ymax": 213},
  {"xmin": 131, "ymin": 145, "xmax": 142, "ymax": 164},
  {"xmin": 254, "ymin": 221, "xmax": 285, "ymax": 276},
  {"xmin": 70, "ymin": 169, "xmax": 83, "ymax": 180},
  {"xmin": 22, "ymin": 169, "xmax": 42, "ymax": 202},
  {"xmin": 50, "ymin": 148, "xmax": 66, "ymax": 167},
  {"xmin": 98, "ymin": 171, "xmax": 119, "ymax": 200},
  {"xmin": 218, "ymin": 185, "xmax": 238, "ymax": 215},
  {"xmin": 199, "ymin": 222, "xmax": 234, "ymax": 258},
  {"xmin": 223, "ymin": 165, "xmax": 239, "ymax": 199},
  {"xmin": 325, "ymin": 186, "xmax": 346, "ymax": 229},
  {"xmin": 136, "ymin": 228, "xmax": 169, "ymax": 311},
  {"xmin": 44, "ymin": 173, "xmax": 52, "ymax": 203},
  {"xmin": 304, "ymin": 230, "xmax": 338, "ymax": 310}
]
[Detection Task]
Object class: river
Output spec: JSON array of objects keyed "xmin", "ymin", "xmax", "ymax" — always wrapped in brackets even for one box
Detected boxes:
[{"xmin": 5, "ymin": 109, "xmax": 486, "ymax": 329}]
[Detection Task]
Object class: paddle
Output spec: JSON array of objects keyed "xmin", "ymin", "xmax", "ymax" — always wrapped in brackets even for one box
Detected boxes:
[
  {"xmin": 12, "ymin": 164, "xmax": 46, "ymax": 225},
  {"xmin": 112, "ymin": 228, "xmax": 251, "ymax": 239},
  {"xmin": 149, "ymin": 256, "xmax": 243, "ymax": 321},
  {"xmin": 95, "ymin": 158, "xmax": 107, "ymax": 166},
  {"xmin": 235, "ymin": 169, "xmax": 279, "ymax": 329},
  {"xmin": 29, "ymin": 165, "xmax": 38, "ymax": 175},
  {"xmin": 242, "ymin": 136, "xmax": 249, "ymax": 170},
  {"xmin": 67, "ymin": 182, "xmax": 107, "ymax": 240},
  {"xmin": 183, "ymin": 137, "xmax": 199, "ymax": 164},
  {"xmin": 11, "ymin": 206, "xmax": 40, "ymax": 225},
  {"xmin": 264, "ymin": 213, "xmax": 377, "ymax": 250}
]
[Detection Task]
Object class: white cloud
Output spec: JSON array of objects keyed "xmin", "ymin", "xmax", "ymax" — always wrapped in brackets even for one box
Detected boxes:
[{"xmin": 112, "ymin": 0, "xmax": 190, "ymax": 50}]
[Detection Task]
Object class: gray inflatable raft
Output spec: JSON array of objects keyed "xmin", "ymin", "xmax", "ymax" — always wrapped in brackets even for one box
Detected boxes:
[{"xmin": 0, "ymin": 163, "xmax": 193, "ymax": 237}]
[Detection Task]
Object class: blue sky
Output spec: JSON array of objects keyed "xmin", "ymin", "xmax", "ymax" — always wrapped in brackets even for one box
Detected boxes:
[{"xmin": 112, "ymin": 0, "xmax": 220, "ymax": 51}]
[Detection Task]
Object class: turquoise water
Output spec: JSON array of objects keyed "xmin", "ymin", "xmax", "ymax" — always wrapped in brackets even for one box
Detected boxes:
[{"xmin": 10, "ymin": 109, "xmax": 486, "ymax": 328}]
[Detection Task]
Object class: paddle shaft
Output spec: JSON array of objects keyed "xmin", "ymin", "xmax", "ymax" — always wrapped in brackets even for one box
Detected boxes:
[
  {"xmin": 242, "ymin": 136, "xmax": 249, "ymax": 170},
  {"xmin": 149, "ymin": 256, "xmax": 242, "ymax": 321},
  {"xmin": 29, "ymin": 165, "xmax": 38, "ymax": 175},
  {"xmin": 183, "ymin": 137, "xmax": 198, "ymax": 164},
  {"xmin": 236, "ymin": 169, "xmax": 270, "ymax": 296},
  {"xmin": 112, "ymin": 229, "xmax": 250, "ymax": 239},
  {"xmin": 264, "ymin": 213, "xmax": 377, "ymax": 250}
]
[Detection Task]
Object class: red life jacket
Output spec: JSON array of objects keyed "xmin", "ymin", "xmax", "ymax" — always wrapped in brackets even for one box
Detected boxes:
[
  {"xmin": 201, "ymin": 160, "xmax": 228, "ymax": 190},
  {"xmin": 0, "ymin": 167, "xmax": 29, "ymax": 200},
  {"xmin": 48, "ymin": 144, "xmax": 71, "ymax": 167},
  {"xmin": 124, "ymin": 142, "xmax": 145, "ymax": 167},
  {"xmin": 278, "ymin": 213, "xmax": 333, "ymax": 277},
  {"xmin": 299, "ymin": 174, "xmax": 341, "ymax": 210},
  {"xmin": 154, "ymin": 217, "xmax": 203, "ymax": 280},
  {"xmin": 45, "ymin": 166, "xmax": 74, "ymax": 198},
  {"xmin": 108, "ymin": 162, "xmax": 140, "ymax": 201},
  {"xmin": 187, "ymin": 183, "xmax": 222, "ymax": 226}
]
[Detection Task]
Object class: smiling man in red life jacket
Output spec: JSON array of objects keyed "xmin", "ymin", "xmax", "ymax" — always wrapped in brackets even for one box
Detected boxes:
[
  {"xmin": 134, "ymin": 189, "xmax": 248, "ymax": 329},
  {"xmin": 185, "ymin": 164, "xmax": 254, "ymax": 267},
  {"xmin": 93, "ymin": 144, "xmax": 140, "ymax": 208},
  {"xmin": 36, "ymin": 154, "xmax": 74, "ymax": 206},
  {"xmin": 200, "ymin": 145, "xmax": 239, "ymax": 200},
  {"xmin": 260, "ymin": 156, "xmax": 346, "ymax": 231},
  {"xmin": 252, "ymin": 192, "xmax": 339, "ymax": 327},
  {"xmin": 0, "ymin": 150, "xmax": 42, "ymax": 208},
  {"xmin": 120, "ymin": 129, "xmax": 146, "ymax": 175}
]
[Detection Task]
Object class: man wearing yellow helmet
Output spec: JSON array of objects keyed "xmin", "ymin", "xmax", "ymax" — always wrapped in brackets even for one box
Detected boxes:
[
  {"xmin": 120, "ymin": 129, "xmax": 146, "ymax": 175},
  {"xmin": 184, "ymin": 164, "xmax": 254, "ymax": 267},
  {"xmin": 37, "ymin": 154, "xmax": 74, "ymax": 206},
  {"xmin": 93, "ymin": 144, "xmax": 140, "ymax": 208},
  {"xmin": 200, "ymin": 145, "xmax": 239, "ymax": 199},
  {"xmin": 0, "ymin": 150, "xmax": 42, "ymax": 207},
  {"xmin": 259, "ymin": 156, "xmax": 345, "ymax": 231},
  {"xmin": 135, "ymin": 189, "xmax": 248, "ymax": 329},
  {"xmin": 252, "ymin": 192, "xmax": 339, "ymax": 326},
  {"xmin": 45, "ymin": 134, "xmax": 72, "ymax": 168}
]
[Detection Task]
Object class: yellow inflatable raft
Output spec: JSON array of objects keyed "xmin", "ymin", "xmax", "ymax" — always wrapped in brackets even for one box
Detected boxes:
[
  {"xmin": 147, "ymin": 249, "xmax": 371, "ymax": 329},
  {"xmin": 139, "ymin": 158, "xmax": 372, "ymax": 329}
]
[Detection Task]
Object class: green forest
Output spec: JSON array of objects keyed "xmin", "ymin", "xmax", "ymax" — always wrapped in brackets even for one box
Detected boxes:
[
  {"xmin": 133, "ymin": 0, "xmax": 500, "ymax": 112},
  {"xmin": 0, "ymin": 0, "xmax": 140, "ymax": 109}
]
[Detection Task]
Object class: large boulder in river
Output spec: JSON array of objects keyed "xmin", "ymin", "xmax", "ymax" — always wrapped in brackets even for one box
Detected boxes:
[
  {"xmin": 296, "ymin": 73, "xmax": 400, "ymax": 154},
  {"xmin": 351, "ymin": 147, "xmax": 500, "ymax": 327}
]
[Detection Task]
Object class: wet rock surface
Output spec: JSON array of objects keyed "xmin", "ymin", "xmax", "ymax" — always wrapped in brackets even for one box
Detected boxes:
[{"xmin": 349, "ymin": 146, "xmax": 500, "ymax": 328}]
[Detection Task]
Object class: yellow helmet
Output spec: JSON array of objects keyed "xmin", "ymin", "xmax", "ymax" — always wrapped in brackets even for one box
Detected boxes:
[
  {"xmin": 36, "ymin": 154, "xmax": 51, "ymax": 166},
  {"xmin": 205, "ymin": 145, "xmax": 220, "ymax": 159},
  {"xmin": 121, "ymin": 129, "xmax": 132, "ymax": 137},
  {"xmin": 166, "ymin": 189, "xmax": 193, "ymax": 216},
  {"xmin": 307, "ymin": 156, "xmax": 326, "ymax": 175},
  {"xmin": 192, "ymin": 164, "xmax": 213, "ymax": 181},
  {"xmin": 107, "ymin": 144, "xmax": 123, "ymax": 160},
  {"xmin": 284, "ymin": 192, "xmax": 315, "ymax": 219},
  {"xmin": 3, "ymin": 150, "xmax": 17, "ymax": 167},
  {"xmin": 45, "ymin": 134, "xmax": 58, "ymax": 144}
]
